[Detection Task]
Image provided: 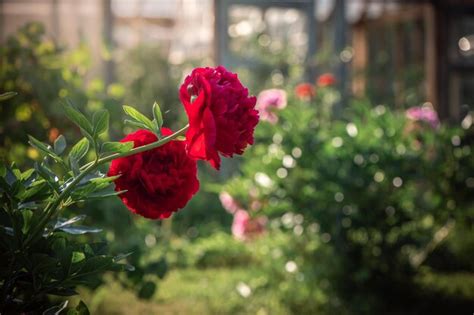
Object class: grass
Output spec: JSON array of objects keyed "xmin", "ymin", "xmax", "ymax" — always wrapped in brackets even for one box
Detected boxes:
[{"xmin": 81, "ymin": 267, "xmax": 287, "ymax": 315}]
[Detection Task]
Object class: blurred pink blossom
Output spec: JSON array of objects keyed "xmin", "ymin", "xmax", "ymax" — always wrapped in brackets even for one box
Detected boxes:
[
  {"xmin": 219, "ymin": 191, "xmax": 240, "ymax": 214},
  {"xmin": 406, "ymin": 106, "xmax": 440, "ymax": 129},
  {"xmin": 232, "ymin": 210, "xmax": 267, "ymax": 241},
  {"xmin": 256, "ymin": 89, "xmax": 287, "ymax": 124}
]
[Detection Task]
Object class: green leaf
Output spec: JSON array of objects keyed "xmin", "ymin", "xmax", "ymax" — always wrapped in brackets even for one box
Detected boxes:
[
  {"xmin": 34, "ymin": 163, "xmax": 60, "ymax": 192},
  {"xmin": 92, "ymin": 109, "xmax": 109, "ymax": 137},
  {"xmin": 53, "ymin": 135, "xmax": 67, "ymax": 155},
  {"xmin": 123, "ymin": 105, "xmax": 155, "ymax": 132},
  {"xmin": 153, "ymin": 102, "xmax": 163, "ymax": 132},
  {"xmin": 63, "ymin": 101, "xmax": 93, "ymax": 135},
  {"xmin": 21, "ymin": 181, "xmax": 48, "ymax": 200},
  {"xmin": 101, "ymin": 141, "xmax": 134, "ymax": 154},
  {"xmin": 90, "ymin": 175, "xmax": 120, "ymax": 184},
  {"xmin": 79, "ymin": 255, "xmax": 113, "ymax": 274},
  {"xmin": 124, "ymin": 119, "xmax": 148, "ymax": 130},
  {"xmin": 113, "ymin": 252, "xmax": 133, "ymax": 262},
  {"xmin": 21, "ymin": 210, "xmax": 33, "ymax": 234},
  {"xmin": 87, "ymin": 189, "xmax": 126, "ymax": 200},
  {"xmin": 20, "ymin": 169, "xmax": 35, "ymax": 181},
  {"xmin": 28, "ymin": 135, "xmax": 61, "ymax": 162},
  {"xmin": 0, "ymin": 91, "xmax": 17, "ymax": 102},
  {"xmin": 54, "ymin": 215, "xmax": 86, "ymax": 230},
  {"xmin": 72, "ymin": 251, "xmax": 86, "ymax": 263},
  {"xmin": 69, "ymin": 138, "xmax": 90, "ymax": 162},
  {"xmin": 67, "ymin": 301, "xmax": 90, "ymax": 315},
  {"xmin": 58, "ymin": 226, "xmax": 102, "ymax": 235},
  {"xmin": 18, "ymin": 201, "xmax": 38, "ymax": 210}
]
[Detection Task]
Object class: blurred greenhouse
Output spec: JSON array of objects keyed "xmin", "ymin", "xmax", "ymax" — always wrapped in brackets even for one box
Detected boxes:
[{"xmin": 1, "ymin": 0, "xmax": 473, "ymax": 314}]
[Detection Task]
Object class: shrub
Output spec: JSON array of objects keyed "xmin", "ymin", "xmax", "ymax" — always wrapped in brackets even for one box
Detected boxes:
[{"xmin": 222, "ymin": 83, "xmax": 474, "ymax": 313}]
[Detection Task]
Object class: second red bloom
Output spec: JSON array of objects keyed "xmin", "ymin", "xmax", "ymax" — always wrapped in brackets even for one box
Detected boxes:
[
  {"xmin": 179, "ymin": 66, "xmax": 259, "ymax": 170},
  {"xmin": 108, "ymin": 129, "xmax": 199, "ymax": 219}
]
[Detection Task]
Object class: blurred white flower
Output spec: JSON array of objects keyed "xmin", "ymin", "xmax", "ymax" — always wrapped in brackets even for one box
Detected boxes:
[
  {"xmin": 236, "ymin": 282, "xmax": 252, "ymax": 298},
  {"xmin": 285, "ymin": 261, "xmax": 298, "ymax": 273},
  {"xmin": 346, "ymin": 123, "xmax": 358, "ymax": 137},
  {"xmin": 255, "ymin": 172, "xmax": 273, "ymax": 188}
]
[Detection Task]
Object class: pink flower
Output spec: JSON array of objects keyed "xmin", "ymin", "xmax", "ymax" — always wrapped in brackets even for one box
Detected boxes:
[
  {"xmin": 256, "ymin": 89, "xmax": 287, "ymax": 124},
  {"xmin": 406, "ymin": 106, "xmax": 440, "ymax": 129},
  {"xmin": 219, "ymin": 191, "xmax": 239, "ymax": 214},
  {"xmin": 231, "ymin": 209, "xmax": 267, "ymax": 241},
  {"xmin": 232, "ymin": 210, "xmax": 250, "ymax": 240}
]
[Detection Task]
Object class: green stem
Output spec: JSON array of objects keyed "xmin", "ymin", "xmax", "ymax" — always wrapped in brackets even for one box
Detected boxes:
[
  {"xmin": 98, "ymin": 124, "xmax": 189, "ymax": 164},
  {"xmin": 25, "ymin": 124, "xmax": 189, "ymax": 247}
]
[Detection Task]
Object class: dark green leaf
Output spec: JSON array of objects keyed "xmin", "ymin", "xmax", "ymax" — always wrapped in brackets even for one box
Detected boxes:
[
  {"xmin": 2, "ymin": 226, "xmax": 14, "ymax": 236},
  {"xmin": 52, "ymin": 237, "xmax": 67, "ymax": 254},
  {"xmin": 54, "ymin": 215, "xmax": 86, "ymax": 230},
  {"xmin": 69, "ymin": 138, "xmax": 90, "ymax": 162},
  {"xmin": 5, "ymin": 167, "xmax": 17, "ymax": 185},
  {"xmin": 92, "ymin": 109, "xmax": 109, "ymax": 137},
  {"xmin": 21, "ymin": 210, "xmax": 33, "ymax": 234},
  {"xmin": 59, "ymin": 226, "xmax": 102, "ymax": 235},
  {"xmin": 18, "ymin": 201, "xmax": 38, "ymax": 210},
  {"xmin": 32, "ymin": 253, "xmax": 59, "ymax": 274},
  {"xmin": 28, "ymin": 135, "xmax": 61, "ymax": 162},
  {"xmin": 34, "ymin": 163, "xmax": 60, "ymax": 192},
  {"xmin": 79, "ymin": 255, "xmax": 113, "ymax": 274},
  {"xmin": 123, "ymin": 105, "xmax": 155, "ymax": 132},
  {"xmin": 101, "ymin": 141, "xmax": 134, "ymax": 154},
  {"xmin": 113, "ymin": 252, "xmax": 133, "ymax": 262},
  {"xmin": 63, "ymin": 101, "xmax": 93, "ymax": 135},
  {"xmin": 22, "ymin": 181, "xmax": 48, "ymax": 200},
  {"xmin": 0, "ymin": 91, "xmax": 17, "ymax": 102},
  {"xmin": 54, "ymin": 135, "xmax": 67, "ymax": 155},
  {"xmin": 0, "ymin": 162, "xmax": 6, "ymax": 177}
]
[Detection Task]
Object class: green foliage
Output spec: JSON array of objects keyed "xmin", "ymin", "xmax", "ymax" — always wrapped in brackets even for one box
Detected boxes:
[
  {"xmin": 123, "ymin": 105, "xmax": 159, "ymax": 135},
  {"xmin": 0, "ymin": 99, "xmax": 143, "ymax": 313},
  {"xmin": 0, "ymin": 22, "xmax": 124, "ymax": 166},
  {"xmin": 222, "ymin": 85, "xmax": 474, "ymax": 313}
]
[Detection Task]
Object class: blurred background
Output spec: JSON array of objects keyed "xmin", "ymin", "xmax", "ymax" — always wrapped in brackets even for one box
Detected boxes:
[{"xmin": 1, "ymin": 0, "xmax": 473, "ymax": 314}]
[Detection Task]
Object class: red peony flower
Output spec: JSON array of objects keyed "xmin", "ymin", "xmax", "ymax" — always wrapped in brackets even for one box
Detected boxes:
[
  {"xmin": 179, "ymin": 66, "xmax": 259, "ymax": 170},
  {"xmin": 107, "ymin": 129, "xmax": 199, "ymax": 219},
  {"xmin": 294, "ymin": 83, "xmax": 315, "ymax": 100},
  {"xmin": 316, "ymin": 73, "xmax": 336, "ymax": 87}
]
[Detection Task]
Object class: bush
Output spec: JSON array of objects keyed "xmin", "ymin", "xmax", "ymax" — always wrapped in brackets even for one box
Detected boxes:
[{"xmin": 222, "ymin": 83, "xmax": 474, "ymax": 314}]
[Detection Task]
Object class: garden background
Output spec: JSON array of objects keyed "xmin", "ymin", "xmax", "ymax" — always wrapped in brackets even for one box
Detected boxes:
[{"xmin": 1, "ymin": 0, "xmax": 474, "ymax": 314}]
